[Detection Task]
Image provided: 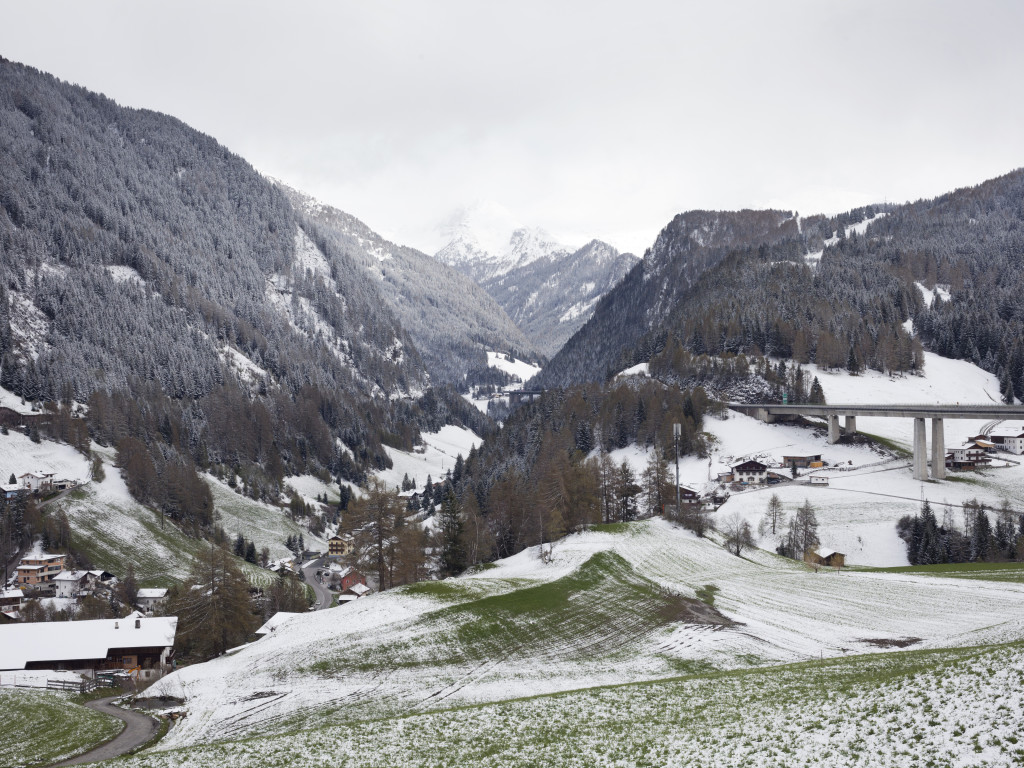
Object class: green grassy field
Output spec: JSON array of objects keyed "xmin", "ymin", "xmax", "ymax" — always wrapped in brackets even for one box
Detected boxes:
[
  {"xmin": 0, "ymin": 688, "xmax": 122, "ymax": 766},
  {"xmin": 308, "ymin": 552, "xmax": 727, "ymax": 678},
  {"xmin": 859, "ymin": 560, "xmax": 1024, "ymax": 583}
]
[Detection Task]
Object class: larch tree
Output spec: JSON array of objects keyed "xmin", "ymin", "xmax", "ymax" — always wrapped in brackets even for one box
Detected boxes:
[{"xmin": 167, "ymin": 545, "xmax": 258, "ymax": 660}]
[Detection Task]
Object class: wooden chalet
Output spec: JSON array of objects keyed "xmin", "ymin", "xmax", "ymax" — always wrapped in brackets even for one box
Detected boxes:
[
  {"xmin": 732, "ymin": 460, "xmax": 769, "ymax": 485},
  {"xmin": 0, "ymin": 616, "xmax": 178, "ymax": 682},
  {"xmin": 806, "ymin": 549, "xmax": 846, "ymax": 569}
]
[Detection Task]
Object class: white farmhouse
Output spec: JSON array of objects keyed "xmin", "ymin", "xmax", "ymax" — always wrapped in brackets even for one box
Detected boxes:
[
  {"xmin": 136, "ymin": 588, "xmax": 168, "ymax": 613},
  {"xmin": 731, "ymin": 460, "xmax": 769, "ymax": 485},
  {"xmin": 988, "ymin": 427, "xmax": 1024, "ymax": 455},
  {"xmin": 53, "ymin": 571, "xmax": 91, "ymax": 599}
]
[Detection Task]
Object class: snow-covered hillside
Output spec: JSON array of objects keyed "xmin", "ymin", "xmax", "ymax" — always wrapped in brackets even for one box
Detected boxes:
[
  {"xmin": 376, "ymin": 426, "xmax": 482, "ymax": 490},
  {"xmin": 606, "ymin": 350, "xmax": 1015, "ymax": 567},
  {"xmin": 145, "ymin": 518, "xmax": 1024, "ymax": 751}
]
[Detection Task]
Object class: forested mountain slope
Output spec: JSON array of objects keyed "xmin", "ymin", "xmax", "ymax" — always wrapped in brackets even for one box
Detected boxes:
[
  {"xmin": 537, "ymin": 170, "xmax": 1024, "ymax": 391},
  {"xmin": 870, "ymin": 169, "xmax": 1024, "ymax": 401},
  {"xmin": 0, "ymin": 58, "xmax": 463, "ymax": 526},
  {"xmin": 481, "ymin": 239, "xmax": 638, "ymax": 358},
  {"xmin": 277, "ymin": 185, "xmax": 537, "ymax": 383},
  {"xmin": 533, "ymin": 209, "xmax": 811, "ymax": 387}
]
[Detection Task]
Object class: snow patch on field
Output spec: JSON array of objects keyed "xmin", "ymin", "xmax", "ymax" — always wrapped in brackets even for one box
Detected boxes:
[
  {"xmin": 802, "ymin": 350, "xmax": 1001, "ymax": 447},
  {"xmin": 0, "ymin": 385, "xmax": 36, "ymax": 415},
  {"xmin": 205, "ymin": 474, "xmax": 325, "ymax": 558}
]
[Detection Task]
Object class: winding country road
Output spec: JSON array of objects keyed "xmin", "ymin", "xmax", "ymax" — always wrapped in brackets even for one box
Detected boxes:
[
  {"xmin": 302, "ymin": 557, "xmax": 334, "ymax": 610},
  {"xmin": 52, "ymin": 695, "xmax": 159, "ymax": 766}
]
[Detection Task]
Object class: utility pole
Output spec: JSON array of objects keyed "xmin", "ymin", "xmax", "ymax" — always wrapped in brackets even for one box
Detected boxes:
[{"xmin": 673, "ymin": 423, "xmax": 681, "ymax": 516}]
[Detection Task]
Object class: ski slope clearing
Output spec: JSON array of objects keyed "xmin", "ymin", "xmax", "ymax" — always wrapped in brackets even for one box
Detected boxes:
[
  {"xmin": 143, "ymin": 519, "xmax": 1024, "ymax": 750},
  {"xmin": 376, "ymin": 425, "xmax": 481, "ymax": 490},
  {"xmin": 119, "ymin": 640, "xmax": 1024, "ymax": 768}
]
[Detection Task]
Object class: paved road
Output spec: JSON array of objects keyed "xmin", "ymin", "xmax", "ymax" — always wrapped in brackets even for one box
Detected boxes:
[
  {"xmin": 302, "ymin": 557, "xmax": 334, "ymax": 610},
  {"xmin": 52, "ymin": 695, "xmax": 159, "ymax": 766}
]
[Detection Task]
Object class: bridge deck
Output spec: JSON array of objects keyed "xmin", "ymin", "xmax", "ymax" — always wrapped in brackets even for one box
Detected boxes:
[{"xmin": 729, "ymin": 403, "xmax": 1024, "ymax": 420}]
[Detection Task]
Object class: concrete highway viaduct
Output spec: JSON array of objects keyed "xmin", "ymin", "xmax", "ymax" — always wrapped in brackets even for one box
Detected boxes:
[{"xmin": 728, "ymin": 403, "xmax": 1024, "ymax": 481}]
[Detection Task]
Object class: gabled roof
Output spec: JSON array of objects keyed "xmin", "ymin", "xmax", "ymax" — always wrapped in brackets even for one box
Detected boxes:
[
  {"xmin": 732, "ymin": 460, "xmax": 768, "ymax": 471},
  {"xmin": 54, "ymin": 570, "xmax": 90, "ymax": 582},
  {"xmin": 137, "ymin": 588, "xmax": 168, "ymax": 599},
  {"xmin": 347, "ymin": 583, "xmax": 371, "ymax": 596},
  {"xmin": 0, "ymin": 616, "xmax": 178, "ymax": 670}
]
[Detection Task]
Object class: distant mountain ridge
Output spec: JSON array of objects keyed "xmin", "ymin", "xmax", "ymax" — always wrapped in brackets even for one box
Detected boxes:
[
  {"xmin": 276, "ymin": 184, "xmax": 539, "ymax": 384},
  {"xmin": 482, "ymin": 239, "xmax": 638, "ymax": 358},
  {"xmin": 534, "ymin": 209, "xmax": 805, "ymax": 388},
  {"xmin": 536, "ymin": 170, "xmax": 1024, "ymax": 395},
  {"xmin": 435, "ymin": 225, "xmax": 573, "ymax": 284},
  {"xmin": 434, "ymin": 217, "xmax": 638, "ymax": 358}
]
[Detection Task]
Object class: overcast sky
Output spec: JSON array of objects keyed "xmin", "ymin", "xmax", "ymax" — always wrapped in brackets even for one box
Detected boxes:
[{"xmin": 3, "ymin": 0, "xmax": 1022, "ymax": 255}]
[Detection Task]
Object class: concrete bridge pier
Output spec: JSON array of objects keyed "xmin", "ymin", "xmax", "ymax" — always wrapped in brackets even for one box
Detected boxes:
[
  {"xmin": 931, "ymin": 418, "xmax": 946, "ymax": 479},
  {"xmin": 827, "ymin": 415, "xmax": 840, "ymax": 444},
  {"xmin": 913, "ymin": 417, "xmax": 929, "ymax": 481},
  {"xmin": 845, "ymin": 415, "xmax": 857, "ymax": 435}
]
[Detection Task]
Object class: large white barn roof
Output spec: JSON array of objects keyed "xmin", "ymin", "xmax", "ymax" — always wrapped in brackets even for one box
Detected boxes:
[{"xmin": 0, "ymin": 616, "xmax": 177, "ymax": 670}]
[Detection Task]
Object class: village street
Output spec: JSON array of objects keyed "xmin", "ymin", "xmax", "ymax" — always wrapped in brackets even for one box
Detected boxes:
[{"xmin": 302, "ymin": 558, "xmax": 334, "ymax": 611}]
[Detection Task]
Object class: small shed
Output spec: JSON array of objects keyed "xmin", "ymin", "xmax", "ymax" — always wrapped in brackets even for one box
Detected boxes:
[
  {"xmin": 809, "ymin": 475, "xmax": 829, "ymax": 486},
  {"xmin": 807, "ymin": 548, "xmax": 846, "ymax": 569}
]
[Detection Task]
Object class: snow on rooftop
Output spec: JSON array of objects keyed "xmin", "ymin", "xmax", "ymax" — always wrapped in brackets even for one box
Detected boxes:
[
  {"xmin": 137, "ymin": 588, "xmax": 168, "ymax": 599},
  {"xmin": 0, "ymin": 616, "xmax": 177, "ymax": 670}
]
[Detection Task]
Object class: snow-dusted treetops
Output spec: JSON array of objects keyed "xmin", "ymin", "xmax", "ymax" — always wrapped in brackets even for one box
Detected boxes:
[{"xmin": 3, "ymin": 53, "xmax": 1024, "ymax": 548}]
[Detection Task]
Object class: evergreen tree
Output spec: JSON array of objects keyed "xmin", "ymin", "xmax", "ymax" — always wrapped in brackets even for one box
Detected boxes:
[
  {"xmin": 437, "ymin": 487, "xmax": 467, "ymax": 577},
  {"xmin": 615, "ymin": 461, "xmax": 642, "ymax": 522},
  {"xmin": 808, "ymin": 377, "xmax": 826, "ymax": 405}
]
